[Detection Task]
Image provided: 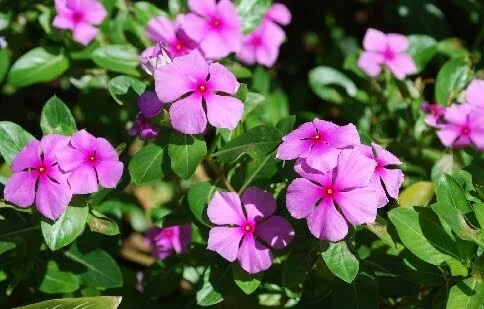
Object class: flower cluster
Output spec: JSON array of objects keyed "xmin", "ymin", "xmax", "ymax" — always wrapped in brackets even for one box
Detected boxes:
[
  {"xmin": 278, "ymin": 119, "xmax": 403, "ymax": 242},
  {"xmin": 145, "ymin": 225, "xmax": 191, "ymax": 260},
  {"xmin": 4, "ymin": 130, "xmax": 123, "ymax": 220}
]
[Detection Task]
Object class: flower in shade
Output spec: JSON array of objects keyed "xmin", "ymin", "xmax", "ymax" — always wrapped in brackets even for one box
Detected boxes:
[
  {"xmin": 139, "ymin": 43, "xmax": 173, "ymax": 76},
  {"xmin": 146, "ymin": 16, "xmax": 198, "ymax": 57},
  {"xmin": 207, "ymin": 187, "xmax": 294, "ymax": 274},
  {"xmin": 182, "ymin": 0, "xmax": 242, "ymax": 59},
  {"xmin": 357, "ymin": 28, "xmax": 417, "ymax": 80},
  {"xmin": 421, "ymin": 101, "xmax": 446, "ymax": 128},
  {"xmin": 129, "ymin": 91, "xmax": 164, "ymax": 140},
  {"xmin": 145, "ymin": 225, "xmax": 191, "ymax": 260},
  {"xmin": 57, "ymin": 130, "xmax": 124, "ymax": 194},
  {"xmin": 155, "ymin": 53, "xmax": 244, "ymax": 134},
  {"xmin": 286, "ymin": 149, "xmax": 378, "ymax": 241},
  {"xmin": 276, "ymin": 119, "xmax": 360, "ymax": 173},
  {"xmin": 465, "ymin": 79, "xmax": 484, "ymax": 108},
  {"xmin": 436, "ymin": 103, "xmax": 484, "ymax": 150},
  {"xmin": 4, "ymin": 135, "xmax": 72, "ymax": 220},
  {"xmin": 52, "ymin": 0, "xmax": 107, "ymax": 46},
  {"xmin": 357, "ymin": 143, "xmax": 404, "ymax": 208}
]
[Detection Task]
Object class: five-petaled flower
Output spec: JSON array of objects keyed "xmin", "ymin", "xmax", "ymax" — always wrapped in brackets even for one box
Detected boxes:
[
  {"xmin": 207, "ymin": 187, "xmax": 294, "ymax": 274},
  {"xmin": 147, "ymin": 16, "xmax": 199, "ymax": 57},
  {"xmin": 145, "ymin": 225, "xmax": 192, "ymax": 260}
]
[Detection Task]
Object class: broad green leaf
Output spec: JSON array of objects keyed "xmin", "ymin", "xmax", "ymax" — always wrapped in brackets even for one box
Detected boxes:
[
  {"xmin": 0, "ymin": 49, "xmax": 9, "ymax": 83},
  {"xmin": 408, "ymin": 35, "xmax": 437, "ymax": 72},
  {"xmin": 331, "ymin": 274, "xmax": 378, "ymax": 309},
  {"xmin": 365, "ymin": 215, "xmax": 397, "ymax": 248},
  {"xmin": 225, "ymin": 62, "xmax": 252, "ymax": 79},
  {"xmin": 243, "ymin": 92, "xmax": 266, "ymax": 116},
  {"xmin": 129, "ymin": 143, "xmax": 165, "ymax": 185},
  {"xmin": 309, "ymin": 66, "xmax": 358, "ymax": 104},
  {"xmin": 321, "ymin": 242, "xmax": 359, "ymax": 283},
  {"xmin": 95, "ymin": 200, "xmax": 147, "ymax": 232},
  {"xmin": 41, "ymin": 198, "xmax": 89, "ymax": 251},
  {"xmin": 0, "ymin": 241, "xmax": 15, "ymax": 255},
  {"xmin": 432, "ymin": 202, "xmax": 481, "ymax": 245},
  {"xmin": 437, "ymin": 38, "xmax": 469, "ymax": 58},
  {"xmin": 86, "ymin": 210, "xmax": 120, "ymax": 236},
  {"xmin": 7, "ymin": 47, "xmax": 69, "ymax": 88},
  {"xmin": 282, "ymin": 250, "xmax": 317, "ymax": 291},
  {"xmin": 187, "ymin": 182, "xmax": 217, "ymax": 227},
  {"xmin": 213, "ymin": 125, "xmax": 282, "ymax": 163},
  {"xmin": 435, "ymin": 56, "xmax": 472, "ymax": 105},
  {"xmin": 232, "ymin": 263, "xmax": 262, "ymax": 294},
  {"xmin": 276, "ymin": 115, "xmax": 296, "ymax": 135},
  {"xmin": 431, "ymin": 154, "xmax": 458, "ymax": 182},
  {"xmin": 92, "ymin": 45, "xmax": 140, "ymax": 76},
  {"xmin": 0, "ymin": 121, "xmax": 35, "ymax": 164},
  {"xmin": 241, "ymin": 150, "xmax": 277, "ymax": 191},
  {"xmin": 447, "ymin": 277, "xmax": 484, "ymax": 309},
  {"xmin": 108, "ymin": 76, "xmax": 146, "ymax": 105},
  {"xmin": 40, "ymin": 96, "xmax": 77, "ymax": 135},
  {"xmin": 475, "ymin": 203, "xmax": 484, "ymax": 229},
  {"xmin": 399, "ymin": 181, "xmax": 434, "ymax": 207},
  {"xmin": 133, "ymin": 2, "xmax": 165, "ymax": 25},
  {"xmin": 196, "ymin": 266, "xmax": 224, "ymax": 306},
  {"xmin": 168, "ymin": 132, "xmax": 207, "ymax": 180},
  {"xmin": 235, "ymin": 0, "xmax": 271, "ymax": 34},
  {"xmin": 235, "ymin": 83, "xmax": 248, "ymax": 102},
  {"xmin": 388, "ymin": 207, "xmax": 460, "ymax": 265},
  {"xmin": 436, "ymin": 174, "xmax": 472, "ymax": 213},
  {"xmin": 39, "ymin": 260, "xmax": 79, "ymax": 294},
  {"xmin": 16, "ymin": 296, "xmax": 122, "ymax": 309}
]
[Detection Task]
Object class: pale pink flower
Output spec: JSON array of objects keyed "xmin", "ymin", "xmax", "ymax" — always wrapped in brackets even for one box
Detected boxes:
[
  {"xmin": 466, "ymin": 79, "xmax": 484, "ymax": 108},
  {"xmin": 146, "ymin": 16, "xmax": 198, "ymax": 57},
  {"xmin": 145, "ymin": 225, "xmax": 191, "ymax": 260},
  {"xmin": 139, "ymin": 43, "xmax": 173, "ymax": 76}
]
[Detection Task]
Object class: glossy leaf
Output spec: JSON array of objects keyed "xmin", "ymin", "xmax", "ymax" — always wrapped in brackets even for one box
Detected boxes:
[
  {"xmin": 168, "ymin": 132, "xmax": 207, "ymax": 180},
  {"xmin": 40, "ymin": 96, "xmax": 77, "ymax": 135},
  {"xmin": 39, "ymin": 260, "xmax": 79, "ymax": 294},
  {"xmin": 309, "ymin": 66, "xmax": 358, "ymax": 104},
  {"xmin": 108, "ymin": 75, "xmax": 146, "ymax": 105},
  {"xmin": 187, "ymin": 182, "xmax": 217, "ymax": 227},
  {"xmin": 232, "ymin": 263, "xmax": 262, "ymax": 294},
  {"xmin": 235, "ymin": 0, "xmax": 271, "ymax": 34},
  {"xmin": 408, "ymin": 35, "xmax": 437, "ymax": 72},
  {"xmin": 399, "ymin": 181, "xmax": 434, "ymax": 207},
  {"xmin": 0, "ymin": 49, "xmax": 9, "ymax": 83},
  {"xmin": 447, "ymin": 277, "xmax": 484, "ymax": 309},
  {"xmin": 321, "ymin": 242, "xmax": 359, "ymax": 283},
  {"xmin": 436, "ymin": 174, "xmax": 472, "ymax": 213},
  {"xmin": 0, "ymin": 121, "xmax": 35, "ymax": 164},
  {"xmin": 86, "ymin": 210, "xmax": 120, "ymax": 236},
  {"xmin": 92, "ymin": 45, "xmax": 140, "ymax": 76},
  {"xmin": 129, "ymin": 143, "xmax": 165, "ymax": 185},
  {"xmin": 435, "ymin": 56, "xmax": 472, "ymax": 105},
  {"xmin": 196, "ymin": 266, "xmax": 224, "ymax": 306},
  {"xmin": 16, "ymin": 296, "xmax": 122, "ymax": 309}
]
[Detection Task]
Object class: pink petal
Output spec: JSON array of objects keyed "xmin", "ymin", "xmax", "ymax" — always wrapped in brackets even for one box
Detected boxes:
[
  {"xmin": 4, "ymin": 171, "xmax": 37, "ymax": 208},
  {"xmin": 282, "ymin": 121, "xmax": 317, "ymax": 142},
  {"xmin": 54, "ymin": 0, "xmax": 70, "ymax": 14},
  {"xmin": 437, "ymin": 124, "xmax": 463, "ymax": 147},
  {"xmin": 255, "ymin": 216, "xmax": 294, "ymax": 249},
  {"xmin": 207, "ymin": 226, "xmax": 244, "ymax": 262},
  {"xmin": 204, "ymin": 94, "xmax": 244, "ymax": 130},
  {"xmin": 72, "ymin": 22, "xmax": 98, "ymax": 46},
  {"xmin": 146, "ymin": 16, "xmax": 176, "ymax": 43},
  {"xmin": 286, "ymin": 178, "xmax": 322, "ymax": 219},
  {"xmin": 95, "ymin": 161, "xmax": 123, "ymax": 189},
  {"xmin": 294, "ymin": 159, "xmax": 333, "ymax": 185},
  {"xmin": 70, "ymin": 129, "xmax": 97, "ymax": 154},
  {"xmin": 11, "ymin": 140, "xmax": 41, "ymax": 173},
  {"xmin": 328, "ymin": 123, "xmax": 361, "ymax": 148},
  {"xmin": 372, "ymin": 143, "xmax": 402, "ymax": 166},
  {"xmin": 182, "ymin": 13, "xmax": 210, "ymax": 42},
  {"xmin": 386, "ymin": 54, "xmax": 417, "ymax": 80},
  {"xmin": 41, "ymin": 134, "xmax": 70, "ymax": 167},
  {"xmin": 368, "ymin": 174, "xmax": 389, "ymax": 208},
  {"xmin": 333, "ymin": 149, "xmax": 376, "ymax": 190},
  {"xmin": 255, "ymin": 22, "xmax": 285, "ymax": 66},
  {"xmin": 237, "ymin": 234, "xmax": 273, "ymax": 274},
  {"xmin": 306, "ymin": 146, "xmax": 341, "ymax": 174},
  {"xmin": 236, "ymin": 40, "xmax": 257, "ymax": 65},
  {"xmin": 36, "ymin": 175, "xmax": 72, "ymax": 220},
  {"xmin": 169, "ymin": 94, "xmax": 207, "ymax": 134},
  {"xmin": 335, "ymin": 187, "xmax": 379, "ymax": 226},
  {"xmin": 454, "ymin": 134, "xmax": 472, "ymax": 148},
  {"xmin": 466, "ymin": 79, "xmax": 484, "ymax": 107},
  {"xmin": 306, "ymin": 197, "xmax": 348, "ymax": 242},
  {"xmin": 469, "ymin": 112, "xmax": 484, "ymax": 149},
  {"xmin": 470, "ymin": 129, "xmax": 484, "ymax": 150},
  {"xmin": 207, "ymin": 191, "xmax": 245, "ymax": 226},
  {"xmin": 57, "ymin": 147, "xmax": 85, "ymax": 172},
  {"xmin": 208, "ymin": 62, "xmax": 239, "ymax": 94},
  {"xmin": 386, "ymin": 33, "xmax": 409, "ymax": 53},
  {"xmin": 52, "ymin": 15, "xmax": 74, "ymax": 30},
  {"xmin": 241, "ymin": 187, "xmax": 276, "ymax": 222},
  {"xmin": 363, "ymin": 28, "xmax": 387, "ymax": 52},
  {"xmin": 67, "ymin": 163, "xmax": 99, "ymax": 194},
  {"xmin": 378, "ymin": 168, "xmax": 404, "ymax": 201},
  {"xmin": 170, "ymin": 225, "xmax": 191, "ymax": 254},
  {"xmin": 445, "ymin": 103, "xmax": 472, "ymax": 126},
  {"xmin": 199, "ymin": 31, "xmax": 234, "ymax": 60},
  {"xmin": 188, "ymin": 0, "xmax": 217, "ymax": 17},
  {"xmin": 95, "ymin": 137, "xmax": 119, "ymax": 161},
  {"xmin": 82, "ymin": 0, "xmax": 107, "ymax": 25},
  {"xmin": 266, "ymin": 3, "xmax": 291, "ymax": 25},
  {"xmin": 276, "ymin": 138, "xmax": 313, "ymax": 160},
  {"xmin": 358, "ymin": 51, "xmax": 383, "ymax": 77}
]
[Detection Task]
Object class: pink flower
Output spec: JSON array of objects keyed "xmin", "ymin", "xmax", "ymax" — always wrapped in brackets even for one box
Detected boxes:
[
  {"xmin": 57, "ymin": 130, "xmax": 124, "ymax": 194},
  {"xmin": 182, "ymin": 0, "xmax": 242, "ymax": 59},
  {"xmin": 207, "ymin": 187, "xmax": 294, "ymax": 274},
  {"xmin": 466, "ymin": 79, "xmax": 484, "ymax": 108},
  {"xmin": 129, "ymin": 92, "xmax": 164, "ymax": 140},
  {"xmin": 276, "ymin": 119, "xmax": 360, "ymax": 173},
  {"xmin": 146, "ymin": 16, "xmax": 198, "ymax": 57},
  {"xmin": 437, "ymin": 104, "xmax": 484, "ymax": 150},
  {"xmin": 52, "ymin": 0, "xmax": 107, "ymax": 46},
  {"xmin": 286, "ymin": 149, "xmax": 378, "ymax": 242},
  {"xmin": 4, "ymin": 135, "xmax": 72, "ymax": 220},
  {"xmin": 155, "ymin": 53, "xmax": 244, "ymax": 134},
  {"xmin": 145, "ymin": 225, "xmax": 191, "ymax": 260},
  {"xmin": 357, "ymin": 28, "xmax": 417, "ymax": 80},
  {"xmin": 139, "ymin": 43, "xmax": 173, "ymax": 76},
  {"xmin": 421, "ymin": 101, "xmax": 446, "ymax": 128},
  {"xmin": 265, "ymin": 3, "xmax": 292, "ymax": 26},
  {"xmin": 357, "ymin": 143, "xmax": 404, "ymax": 207}
]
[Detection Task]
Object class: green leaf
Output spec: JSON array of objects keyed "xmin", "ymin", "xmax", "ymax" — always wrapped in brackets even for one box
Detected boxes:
[
  {"xmin": 0, "ymin": 49, "xmax": 10, "ymax": 83},
  {"xmin": 321, "ymin": 242, "xmax": 359, "ymax": 283},
  {"xmin": 282, "ymin": 250, "xmax": 317, "ymax": 291},
  {"xmin": 235, "ymin": 0, "xmax": 271, "ymax": 34},
  {"xmin": 437, "ymin": 38, "xmax": 469, "ymax": 58},
  {"xmin": 0, "ymin": 121, "xmax": 35, "ymax": 164},
  {"xmin": 168, "ymin": 132, "xmax": 207, "ymax": 180},
  {"xmin": 187, "ymin": 182, "xmax": 217, "ymax": 227},
  {"xmin": 388, "ymin": 207, "xmax": 460, "ymax": 265},
  {"xmin": 108, "ymin": 76, "xmax": 146, "ymax": 105},
  {"xmin": 435, "ymin": 56, "xmax": 472, "ymax": 105},
  {"xmin": 447, "ymin": 277, "xmax": 484, "ymax": 309},
  {"xmin": 276, "ymin": 115, "xmax": 296, "ymax": 135},
  {"xmin": 213, "ymin": 125, "xmax": 282, "ymax": 163},
  {"xmin": 331, "ymin": 274, "xmax": 378, "ymax": 309},
  {"xmin": 196, "ymin": 266, "xmax": 224, "ymax": 306},
  {"xmin": 86, "ymin": 210, "xmax": 120, "ymax": 236},
  {"xmin": 432, "ymin": 202, "xmax": 481, "ymax": 245},
  {"xmin": 16, "ymin": 296, "xmax": 122, "ymax": 309},
  {"xmin": 39, "ymin": 260, "xmax": 79, "ymax": 294},
  {"xmin": 133, "ymin": 2, "xmax": 165, "ymax": 25},
  {"xmin": 398, "ymin": 181, "xmax": 434, "ymax": 207},
  {"xmin": 0, "ymin": 241, "xmax": 15, "ymax": 255},
  {"xmin": 129, "ymin": 143, "xmax": 165, "ymax": 185},
  {"xmin": 408, "ymin": 35, "xmax": 437, "ymax": 72},
  {"xmin": 225, "ymin": 62, "xmax": 252, "ymax": 79},
  {"xmin": 232, "ymin": 263, "xmax": 262, "ymax": 294},
  {"xmin": 309, "ymin": 66, "xmax": 358, "ymax": 104},
  {"xmin": 235, "ymin": 83, "xmax": 248, "ymax": 102},
  {"xmin": 40, "ymin": 96, "xmax": 77, "ymax": 135},
  {"xmin": 475, "ymin": 203, "xmax": 484, "ymax": 229},
  {"xmin": 7, "ymin": 47, "xmax": 69, "ymax": 88},
  {"xmin": 92, "ymin": 45, "xmax": 140, "ymax": 76},
  {"xmin": 243, "ymin": 92, "xmax": 266, "ymax": 116},
  {"xmin": 436, "ymin": 174, "xmax": 472, "ymax": 213},
  {"xmin": 41, "ymin": 198, "xmax": 89, "ymax": 251},
  {"xmin": 365, "ymin": 215, "xmax": 397, "ymax": 248}
]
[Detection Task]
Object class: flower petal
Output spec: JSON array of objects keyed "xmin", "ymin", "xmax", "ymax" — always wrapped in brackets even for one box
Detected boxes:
[
  {"xmin": 363, "ymin": 28, "xmax": 387, "ymax": 52},
  {"xmin": 52, "ymin": 15, "xmax": 74, "ymax": 29},
  {"xmin": 294, "ymin": 158, "xmax": 333, "ymax": 185},
  {"xmin": 237, "ymin": 234, "xmax": 273, "ymax": 274},
  {"xmin": 207, "ymin": 191, "xmax": 245, "ymax": 225},
  {"xmin": 386, "ymin": 33, "xmax": 409, "ymax": 53},
  {"xmin": 4, "ymin": 171, "xmax": 37, "ymax": 207},
  {"xmin": 96, "ymin": 137, "xmax": 119, "ymax": 161},
  {"xmin": 241, "ymin": 187, "xmax": 276, "ymax": 222},
  {"xmin": 147, "ymin": 16, "xmax": 176, "ymax": 43},
  {"xmin": 67, "ymin": 163, "xmax": 99, "ymax": 194},
  {"xmin": 256, "ymin": 216, "xmax": 294, "ymax": 249},
  {"xmin": 466, "ymin": 79, "xmax": 484, "ymax": 107},
  {"xmin": 357, "ymin": 51, "xmax": 383, "ymax": 77},
  {"xmin": 207, "ymin": 226, "xmax": 244, "ymax": 262},
  {"xmin": 286, "ymin": 178, "xmax": 322, "ymax": 219},
  {"xmin": 444, "ymin": 103, "xmax": 472, "ymax": 126},
  {"xmin": 282, "ymin": 121, "xmax": 317, "ymax": 142},
  {"xmin": 372, "ymin": 143, "xmax": 402, "ymax": 166},
  {"xmin": 306, "ymin": 197, "xmax": 348, "ymax": 242},
  {"xmin": 335, "ymin": 187, "xmax": 379, "ymax": 226},
  {"xmin": 169, "ymin": 94, "xmax": 207, "ymax": 134},
  {"xmin": 36, "ymin": 175, "xmax": 72, "ymax": 220},
  {"xmin": 306, "ymin": 146, "xmax": 341, "ymax": 174},
  {"xmin": 95, "ymin": 161, "xmax": 123, "ymax": 189},
  {"xmin": 82, "ymin": 0, "xmax": 107, "ymax": 25},
  {"xmin": 205, "ymin": 94, "xmax": 244, "ymax": 131},
  {"xmin": 138, "ymin": 91, "xmax": 164, "ymax": 118},
  {"xmin": 378, "ymin": 168, "xmax": 404, "ymax": 201},
  {"xmin": 386, "ymin": 54, "xmax": 417, "ymax": 80},
  {"xmin": 266, "ymin": 3, "xmax": 291, "ymax": 25},
  {"xmin": 170, "ymin": 225, "xmax": 191, "ymax": 254},
  {"xmin": 276, "ymin": 138, "xmax": 313, "ymax": 160},
  {"xmin": 41, "ymin": 134, "xmax": 70, "ymax": 167},
  {"xmin": 208, "ymin": 62, "xmax": 239, "ymax": 94},
  {"xmin": 70, "ymin": 129, "xmax": 97, "ymax": 154},
  {"xmin": 57, "ymin": 147, "xmax": 85, "ymax": 172},
  {"xmin": 182, "ymin": 13, "xmax": 210, "ymax": 42},
  {"xmin": 368, "ymin": 174, "xmax": 389, "ymax": 208},
  {"xmin": 333, "ymin": 149, "xmax": 376, "ymax": 190},
  {"xmin": 11, "ymin": 140, "xmax": 41, "ymax": 172},
  {"xmin": 72, "ymin": 22, "xmax": 98, "ymax": 46},
  {"xmin": 188, "ymin": 0, "xmax": 217, "ymax": 17},
  {"xmin": 437, "ymin": 124, "xmax": 463, "ymax": 147}
]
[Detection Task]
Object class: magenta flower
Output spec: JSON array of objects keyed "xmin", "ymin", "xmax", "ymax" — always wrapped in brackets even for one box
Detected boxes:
[
  {"xmin": 286, "ymin": 149, "xmax": 378, "ymax": 242},
  {"xmin": 155, "ymin": 53, "xmax": 244, "ymax": 134},
  {"xmin": 139, "ymin": 43, "xmax": 173, "ymax": 76},
  {"xmin": 265, "ymin": 3, "xmax": 292, "ymax": 26},
  {"xmin": 357, "ymin": 144, "xmax": 404, "ymax": 208},
  {"xmin": 276, "ymin": 119, "xmax": 360, "ymax": 173},
  {"xmin": 57, "ymin": 130, "xmax": 124, "ymax": 194},
  {"xmin": 182, "ymin": 0, "xmax": 242, "ymax": 59},
  {"xmin": 437, "ymin": 103, "xmax": 484, "ymax": 150},
  {"xmin": 52, "ymin": 0, "xmax": 107, "ymax": 46},
  {"xmin": 207, "ymin": 187, "xmax": 294, "ymax": 274},
  {"xmin": 421, "ymin": 101, "xmax": 446, "ymax": 128},
  {"xmin": 145, "ymin": 225, "xmax": 191, "ymax": 260},
  {"xmin": 4, "ymin": 135, "xmax": 72, "ymax": 220},
  {"xmin": 466, "ymin": 79, "xmax": 484, "ymax": 108},
  {"xmin": 147, "ymin": 16, "xmax": 198, "ymax": 57},
  {"xmin": 129, "ymin": 92, "xmax": 164, "ymax": 140},
  {"xmin": 357, "ymin": 28, "xmax": 417, "ymax": 80}
]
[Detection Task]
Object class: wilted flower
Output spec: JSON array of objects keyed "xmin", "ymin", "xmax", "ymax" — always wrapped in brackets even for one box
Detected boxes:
[
  {"xmin": 421, "ymin": 101, "xmax": 446, "ymax": 128},
  {"xmin": 139, "ymin": 43, "xmax": 173, "ymax": 76},
  {"xmin": 207, "ymin": 187, "xmax": 294, "ymax": 274},
  {"xmin": 145, "ymin": 225, "xmax": 191, "ymax": 260},
  {"xmin": 147, "ymin": 16, "xmax": 198, "ymax": 57}
]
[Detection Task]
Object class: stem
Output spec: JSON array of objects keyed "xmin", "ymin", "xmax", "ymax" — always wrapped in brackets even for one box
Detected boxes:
[{"xmin": 205, "ymin": 157, "xmax": 235, "ymax": 192}]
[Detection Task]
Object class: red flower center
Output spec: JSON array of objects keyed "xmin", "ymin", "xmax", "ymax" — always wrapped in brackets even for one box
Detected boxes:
[
  {"xmin": 211, "ymin": 18, "xmax": 221, "ymax": 28},
  {"xmin": 38, "ymin": 165, "xmax": 48, "ymax": 175},
  {"xmin": 164, "ymin": 229, "xmax": 173, "ymax": 237},
  {"xmin": 197, "ymin": 83, "xmax": 208, "ymax": 94},
  {"xmin": 462, "ymin": 127, "xmax": 470, "ymax": 135},
  {"xmin": 324, "ymin": 187, "xmax": 335, "ymax": 196},
  {"xmin": 241, "ymin": 222, "xmax": 255, "ymax": 235},
  {"xmin": 383, "ymin": 48, "xmax": 395, "ymax": 61},
  {"xmin": 88, "ymin": 154, "xmax": 97, "ymax": 164},
  {"xmin": 251, "ymin": 36, "xmax": 262, "ymax": 47},
  {"xmin": 72, "ymin": 11, "xmax": 84, "ymax": 23},
  {"xmin": 174, "ymin": 42, "xmax": 183, "ymax": 51}
]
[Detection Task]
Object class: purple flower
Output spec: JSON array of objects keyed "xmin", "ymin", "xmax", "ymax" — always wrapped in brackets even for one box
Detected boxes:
[
  {"xmin": 357, "ymin": 28, "xmax": 417, "ymax": 80},
  {"xmin": 466, "ymin": 79, "xmax": 484, "ymax": 108},
  {"xmin": 437, "ymin": 103, "xmax": 484, "ymax": 150},
  {"xmin": 421, "ymin": 101, "xmax": 446, "ymax": 128},
  {"xmin": 52, "ymin": 0, "xmax": 107, "ymax": 46},
  {"xmin": 182, "ymin": 0, "xmax": 242, "ymax": 59},
  {"xmin": 357, "ymin": 144, "xmax": 404, "ymax": 208},
  {"xmin": 276, "ymin": 119, "xmax": 360, "ymax": 173},
  {"xmin": 129, "ymin": 91, "xmax": 164, "ymax": 140},
  {"xmin": 147, "ymin": 15, "xmax": 198, "ymax": 57},
  {"xmin": 155, "ymin": 53, "xmax": 244, "ymax": 134},
  {"xmin": 145, "ymin": 225, "xmax": 191, "ymax": 260},
  {"xmin": 57, "ymin": 130, "xmax": 124, "ymax": 194},
  {"xmin": 139, "ymin": 43, "xmax": 173, "ymax": 76},
  {"xmin": 286, "ymin": 149, "xmax": 378, "ymax": 242},
  {"xmin": 128, "ymin": 114, "xmax": 160, "ymax": 140},
  {"xmin": 207, "ymin": 187, "xmax": 294, "ymax": 274},
  {"xmin": 4, "ymin": 135, "xmax": 72, "ymax": 220}
]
